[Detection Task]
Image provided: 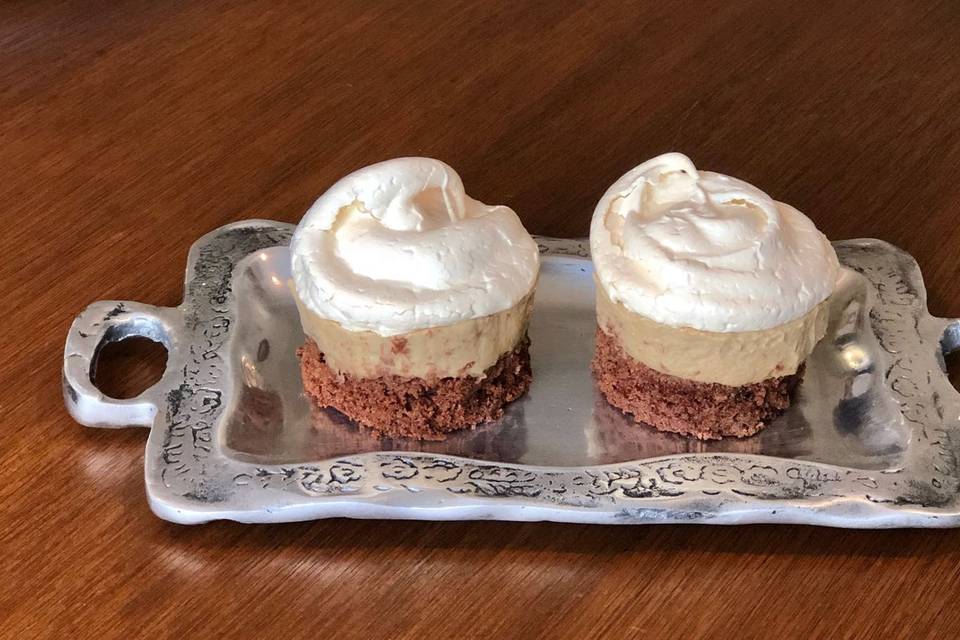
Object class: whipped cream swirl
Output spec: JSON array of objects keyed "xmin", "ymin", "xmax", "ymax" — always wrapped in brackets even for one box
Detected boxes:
[
  {"xmin": 591, "ymin": 152, "xmax": 839, "ymax": 332},
  {"xmin": 291, "ymin": 158, "xmax": 539, "ymax": 336}
]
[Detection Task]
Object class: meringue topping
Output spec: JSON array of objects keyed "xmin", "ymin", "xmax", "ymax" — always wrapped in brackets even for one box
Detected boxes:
[
  {"xmin": 291, "ymin": 158, "xmax": 540, "ymax": 336},
  {"xmin": 590, "ymin": 153, "xmax": 839, "ymax": 332}
]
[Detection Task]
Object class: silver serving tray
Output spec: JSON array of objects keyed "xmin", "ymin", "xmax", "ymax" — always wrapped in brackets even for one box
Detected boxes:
[{"xmin": 63, "ymin": 220, "xmax": 960, "ymax": 527}]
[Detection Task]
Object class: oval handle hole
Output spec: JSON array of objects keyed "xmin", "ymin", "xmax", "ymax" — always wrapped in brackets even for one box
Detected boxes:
[
  {"xmin": 941, "ymin": 322, "xmax": 960, "ymax": 395},
  {"xmin": 944, "ymin": 349, "xmax": 960, "ymax": 396},
  {"xmin": 92, "ymin": 336, "xmax": 168, "ymax": 400}
]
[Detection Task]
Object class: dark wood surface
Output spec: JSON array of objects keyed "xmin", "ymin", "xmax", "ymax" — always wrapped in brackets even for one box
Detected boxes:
[{"xmin": 4, "ymin": 1, "xmax": 960, "ymax": 638}]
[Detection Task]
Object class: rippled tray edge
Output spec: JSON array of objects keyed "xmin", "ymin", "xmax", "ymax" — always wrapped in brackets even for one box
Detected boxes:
[{"xmin": 62, "ymin": 220, "xmax": 960, "ymax": 527}]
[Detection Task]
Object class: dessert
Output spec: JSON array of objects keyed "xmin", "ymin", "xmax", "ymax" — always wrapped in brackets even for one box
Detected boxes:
[
  {"xmin": 291, "ymin": 157, "xmax": 539, "ymax": 439},
  {"xmin": 590, "ymin": 152, "xmax": 839, "ymax": 439}
]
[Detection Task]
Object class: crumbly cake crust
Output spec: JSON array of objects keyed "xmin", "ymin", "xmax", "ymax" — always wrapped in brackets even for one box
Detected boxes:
[
  {"xmin": 297, "ymin": 337, "xmax": 531, "ymax": 440},
  {"xmin": 592, "ymin": 328, "xmax": 802, "ymax": 440}
]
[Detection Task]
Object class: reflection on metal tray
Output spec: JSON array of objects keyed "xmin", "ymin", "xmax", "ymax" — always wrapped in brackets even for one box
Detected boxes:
[{"xmin": 63, "ymin": 221, "xmax": 960, "ymax": 526}]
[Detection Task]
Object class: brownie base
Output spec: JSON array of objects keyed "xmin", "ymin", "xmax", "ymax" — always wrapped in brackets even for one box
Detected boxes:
[
  {"xmin": 592, "ymin": 328, "xmax": 803, "ymax": 440},
  {"xmin": 297, "ymin": 337, "xmax": 532, "ymax": 440}
]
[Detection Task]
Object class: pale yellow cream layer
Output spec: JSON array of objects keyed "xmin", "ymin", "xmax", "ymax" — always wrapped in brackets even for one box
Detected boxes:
[
  {"xmin": 596, "ymin": 279, "xmax": 830, "ymax": 386},
  {"xmin": 294, "ymin": 292, "xmax": 534, "ymax": 379}
]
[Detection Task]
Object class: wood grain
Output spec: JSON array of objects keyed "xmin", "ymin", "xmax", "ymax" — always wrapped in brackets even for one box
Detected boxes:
[{"xmin": 3, "ymin": 1, "xmax": 960, "ymax": 638}]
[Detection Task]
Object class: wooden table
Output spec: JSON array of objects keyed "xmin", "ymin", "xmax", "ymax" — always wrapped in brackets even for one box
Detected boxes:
[{"xmin": 4, "ymin": 1, "xmax": 960, "ymax": 637}]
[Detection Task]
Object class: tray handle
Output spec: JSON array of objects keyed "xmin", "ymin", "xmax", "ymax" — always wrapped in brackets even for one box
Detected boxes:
[{"xmin": 63, "ymin": 300, "xmax": 180, "ymax": 428}]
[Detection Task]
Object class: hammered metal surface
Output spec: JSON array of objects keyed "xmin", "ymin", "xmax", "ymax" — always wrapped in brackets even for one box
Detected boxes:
[{"xmin": 63, "ymin": 220, "xmax": 960, "ymax": 526}]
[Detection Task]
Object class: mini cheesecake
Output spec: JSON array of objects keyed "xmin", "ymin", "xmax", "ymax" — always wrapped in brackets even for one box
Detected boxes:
[
  {"xmin": 590, "ymin": 153, "xmax": 839, "ymax": 439},
  {"xmin": 291, "ymin": 157, "xmax": 539, "ymax": 439}
]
